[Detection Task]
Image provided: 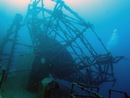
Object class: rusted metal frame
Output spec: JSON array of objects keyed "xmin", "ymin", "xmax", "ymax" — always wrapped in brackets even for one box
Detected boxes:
[
  {"xmin": 70, "ymin": 82, "xmax": 103, "ymax": 98},
  {"xmin": 90, "ymin": 27, "xmax": 109, "ymax": 53},
  {"xmin": 79, "ymin": 35, "xmax": 98, "ymax": 58},
  {"xmin": 109, "ymin": 89, "xmax": 130, "ymax": 98},
  {"xmin": 57, "ymin": 22, "xmax": 85, "ymax": 66},
  {"xmin": 59, "ymin": 17, "xmax": 98, "ymax": 83}
]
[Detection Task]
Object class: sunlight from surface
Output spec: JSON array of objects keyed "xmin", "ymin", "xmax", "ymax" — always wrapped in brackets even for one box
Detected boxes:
[
  {"xmin": 0, "ymin": 0, "xmax": 128, "ymax": 16},
  {"xmin": 0, "ymin": 0, "xmax": 31, "ymax": 7},
  {"xmin": 0, "ymin": 0, "xmax": 31, "ymax": 15},
  {"xmin": 0, "ymin": 0, "xmax": 130, "ymax": 23}
]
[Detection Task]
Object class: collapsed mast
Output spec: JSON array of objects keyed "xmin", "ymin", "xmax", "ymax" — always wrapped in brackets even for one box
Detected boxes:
[{"xmin": 0, "ymin": 0, "xmax": 116, "ymax": 90}]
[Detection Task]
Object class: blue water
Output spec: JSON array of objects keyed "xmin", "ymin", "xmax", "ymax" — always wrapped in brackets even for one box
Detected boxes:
[{"xmin": 0, "ymin": 0, "xmax": 130, "ymax": 97}]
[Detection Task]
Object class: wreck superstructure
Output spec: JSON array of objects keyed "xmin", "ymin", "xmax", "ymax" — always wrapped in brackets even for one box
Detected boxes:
[{"xmin": 0, "ymin": 0, "xmax": 118, "ymax": 93}]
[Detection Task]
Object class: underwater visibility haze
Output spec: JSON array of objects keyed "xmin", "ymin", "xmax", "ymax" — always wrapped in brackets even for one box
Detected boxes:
[{"xmin": 0, "ymin": 0, "xmax": 130, "ymax": 98}]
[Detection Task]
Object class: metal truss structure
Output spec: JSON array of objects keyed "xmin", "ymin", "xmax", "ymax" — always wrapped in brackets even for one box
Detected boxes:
[
  {"xmin": 0, "ymin": 0, "xmax": 117, "ymax": 88},
  {"xmin": 70, "ymin": 82, "xmax": 102, "ymax": 98}
]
